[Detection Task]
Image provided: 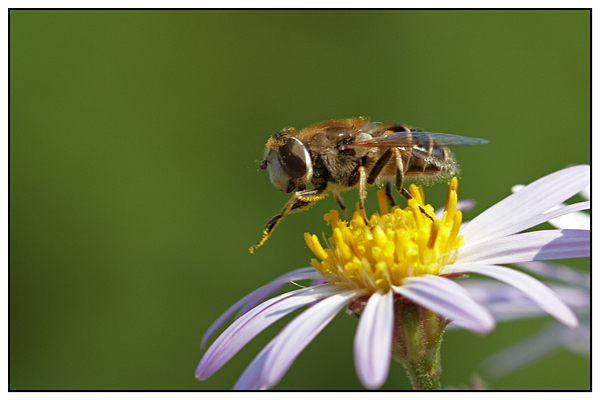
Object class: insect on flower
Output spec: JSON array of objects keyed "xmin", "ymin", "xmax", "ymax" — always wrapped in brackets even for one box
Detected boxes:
[
  {"xmin": 250, "ymin": 117, "xmax": 488, "ymax": 253},
  {"xmin": 197, "ymin": 165, "xmax": 589, "ymax": 390}
]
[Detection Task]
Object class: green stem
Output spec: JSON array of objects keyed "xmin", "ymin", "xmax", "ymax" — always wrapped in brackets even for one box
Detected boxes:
[
  {"xmin": 391, "ymin": 299, "xmax": 447, "ymax": 390},
  {"xmin": 402, "ymin": 335, "xmax": 443, "ymax": 390}
]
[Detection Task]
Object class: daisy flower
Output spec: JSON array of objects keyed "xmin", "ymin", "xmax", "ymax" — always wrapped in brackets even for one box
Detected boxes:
[{"xmin": 195, "ymin": 165, "xmax": 589, "ymax": 390}]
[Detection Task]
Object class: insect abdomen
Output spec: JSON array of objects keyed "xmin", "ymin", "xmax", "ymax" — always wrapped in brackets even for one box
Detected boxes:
[{"xmin": 403, "ymin": 145, "xmax": 457, "ymax": 178}]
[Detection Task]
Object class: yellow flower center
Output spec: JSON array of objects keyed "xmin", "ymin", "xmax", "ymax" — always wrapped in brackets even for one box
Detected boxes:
[{"xmin": 304, "ymin": 178, "xmax": 464, "ymax": 292}]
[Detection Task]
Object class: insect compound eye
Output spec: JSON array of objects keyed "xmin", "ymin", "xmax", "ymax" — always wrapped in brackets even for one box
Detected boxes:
[
  {"xmin": 259, "ymin": 160, "xmax": 268, "ymax": 170},
  {"xmin": 277, "ymin": 137, "xmax": 312, "ymax": 180}
]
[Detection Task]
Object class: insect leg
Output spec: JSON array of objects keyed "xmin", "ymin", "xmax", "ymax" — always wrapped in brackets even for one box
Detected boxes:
[
  {"xmin": 384, "ymin": 181, "xmax": 396, "ymax": 208},
  {"xmin": 357, "ymin": 165, "xmax": 368, "ymax": 223},
  {"xmin": 392, "ymin": 148, "xmax": 434, "ymax": 221},
  {"xmin": 365, "ymin": 149, "xmax": 398, "ymax": 209},
  {"xmin": 367, "ymin": 149, "xmax": 392, "ymax": 184},
  {"xmin": 333, "ymin": 191, "xmax": 348, "ymax": 221},
  {"xmin": 249, "ymin": 187, "xmax": 327, "ymax": 253}
]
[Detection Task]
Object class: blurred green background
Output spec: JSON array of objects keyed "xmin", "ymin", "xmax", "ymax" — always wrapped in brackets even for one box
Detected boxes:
[{"xmin": 10, "ymin": 10, "xmax": 589, "ymax": 390}]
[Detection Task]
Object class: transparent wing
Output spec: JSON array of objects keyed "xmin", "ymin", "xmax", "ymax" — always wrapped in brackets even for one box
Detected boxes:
[{"xmin": 347, "ymin": 131, "xmax": 488, "ymax": 148}]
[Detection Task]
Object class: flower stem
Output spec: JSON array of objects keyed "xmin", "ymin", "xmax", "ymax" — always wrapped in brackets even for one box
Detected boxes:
[
  {"xmin": 402, "ymin": 335, "xmax": 443, "ymax": 390},
  {"xmin": 391, "ymin": 298, "xmax": 447, "ymax": 390}
]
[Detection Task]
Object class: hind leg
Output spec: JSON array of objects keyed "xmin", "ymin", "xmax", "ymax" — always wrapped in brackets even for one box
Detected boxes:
[{"xmin": 392, "ymin": 148, "xmax": 434, "ymax": 221}]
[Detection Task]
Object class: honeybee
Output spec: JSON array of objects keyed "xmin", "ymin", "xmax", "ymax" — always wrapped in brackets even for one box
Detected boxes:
[{"xmin": 250, "ymin": 117, "xmax": 487, "ymax": 253}]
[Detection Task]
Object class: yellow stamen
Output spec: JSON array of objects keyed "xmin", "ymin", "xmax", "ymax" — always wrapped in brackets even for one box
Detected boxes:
[
  {"xmin": 304, "ymin": 232, "xmax": 329, "ymax": 261},
  {"xmin": 409, "ymin": 199, "xmax": 422, "ymax": 230},
  {"xmin": 377, "ymin": 190, "xmax": 389, "ymax": 215},
  {"xmin": 444, "ymin": 177, "xmax": 459, "ymax": 223},
  {"xmin": 305, "ymin": 180, "xmax": 465, "ymax": 292},
  {"xmin": 409, "ymin": 184, "xmax": 425, "ymax": 206},
  {"xmin": 428, "ymin": 219, "xmax": 441, "ymax": 249},
  {"xmin": 449, "ymin": 210, "xmax": 463, "ymax": 246}
]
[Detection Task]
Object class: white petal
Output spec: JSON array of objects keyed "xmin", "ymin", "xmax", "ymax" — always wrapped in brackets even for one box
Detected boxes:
[
  {"xmin": 511, "ymin": 184, "xmax": 526, "ymax": 193},
  {"xmin": 261, "ymin": 290, "xmax": 361, "ymax": 389},
  {"xmin": 460, "ymin": 201, "xmax": 589, "ymax": 250},
  {"xmin": 512, "ymin": 183, "xmax": 590, "ymax": 230},
  {"xmin": 461, "ymin": 165, "xmax": 590, "ymax": 246},
  {"xmin": 201, "ymin": 266, "xmax": 320, "ymax": 348},
  {"xmin": 580, "ymin": 184, "xmax": 590, "ymax": 201},
  {"xmin": 195, "ymin": 284, "xmax": 344, "ymax": 380},
  {"xmin": 456, "ymin": 229, "xmax": 590, "ymax": 265},
  {"xmin": 393, "ymin": 275, "xmax": 495, "ymax": 334},
  {"xmin": 354, "ymin": 290, "xmax": 394, "ymax": 389},
  {"xmin": 547, "ymin": 206, "xmax": 590, "ymax": 230},
  {"xmin": 446, "ymin": 264, "xmax": 578, "ymax": 327}
]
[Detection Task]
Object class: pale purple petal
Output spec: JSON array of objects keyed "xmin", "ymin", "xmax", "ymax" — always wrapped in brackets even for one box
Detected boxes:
[
  {"xmin": 445, "ymin": 264, "xmax": 578, "ymax": 327},
  {"xmin": 480, "ymin": 323, "xmax": 587, "ymax": 380},
  {"xmin": 564, "ymin": 324, "xmax": 590, "ymax": 356},
  {"xmin": 515, "ymin": 261, "xmax": 590, "ymax": 287},
  {"xmin": 236, "ymin": 267, "xmax": 324, "ymax": 317},
  {"xmin": 260, "ymin": 290, "xmax": 361, "ymax": 389},
  {"xmin": 455, "ymin": 280, "xmax": 589, "ymax": 325},
  {"xmin": 544, "ymin": 286, "xmax": 589, "ymax": 311},
  {"xmin": 201, "ymin": 266, "xmax": 320, "ymax": 347},
  {"xmin": 354, "ymin": 290, "xmax": 394, "ymax": 389},
  {"xmin": 456, "ymin": 229, "xmax": 589, "ymax": 265},
  {"xmin": 461, "ymin": 165, "xmax": 589, "ymax": 245},
  {"xmin": 196, "ymin": 284, "xmax": 345, "ymax": 380},
  {"xmin": 393, "ymin": 275, "xmax": 495, "ymax": 334},
  {"xmin": 461, "ymin": 202, "xmax": 589, "ymax": 250},
  {"xmin": 445, "ymin": 298, "xmax": 543, "ymax": 328},
  {"xmin": 233, "ymin": 341, "xmax": 274, "ymax": 390},
  {"xmin": 447, "ymin": 291, "xmax": 587, "ymax": 331},
  {"xmin": 450, "ymin": 280, "xmax": 550, "ymax": 325}
]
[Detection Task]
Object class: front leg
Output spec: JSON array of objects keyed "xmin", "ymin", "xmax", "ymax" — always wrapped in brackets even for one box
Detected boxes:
[
  {"xmin": 333, "ymin": 191, "xmax": 348, "ymax": 221},
  {"xmin": 249, "ymin": 187, "xmax": 328, "ymax": 253}
]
